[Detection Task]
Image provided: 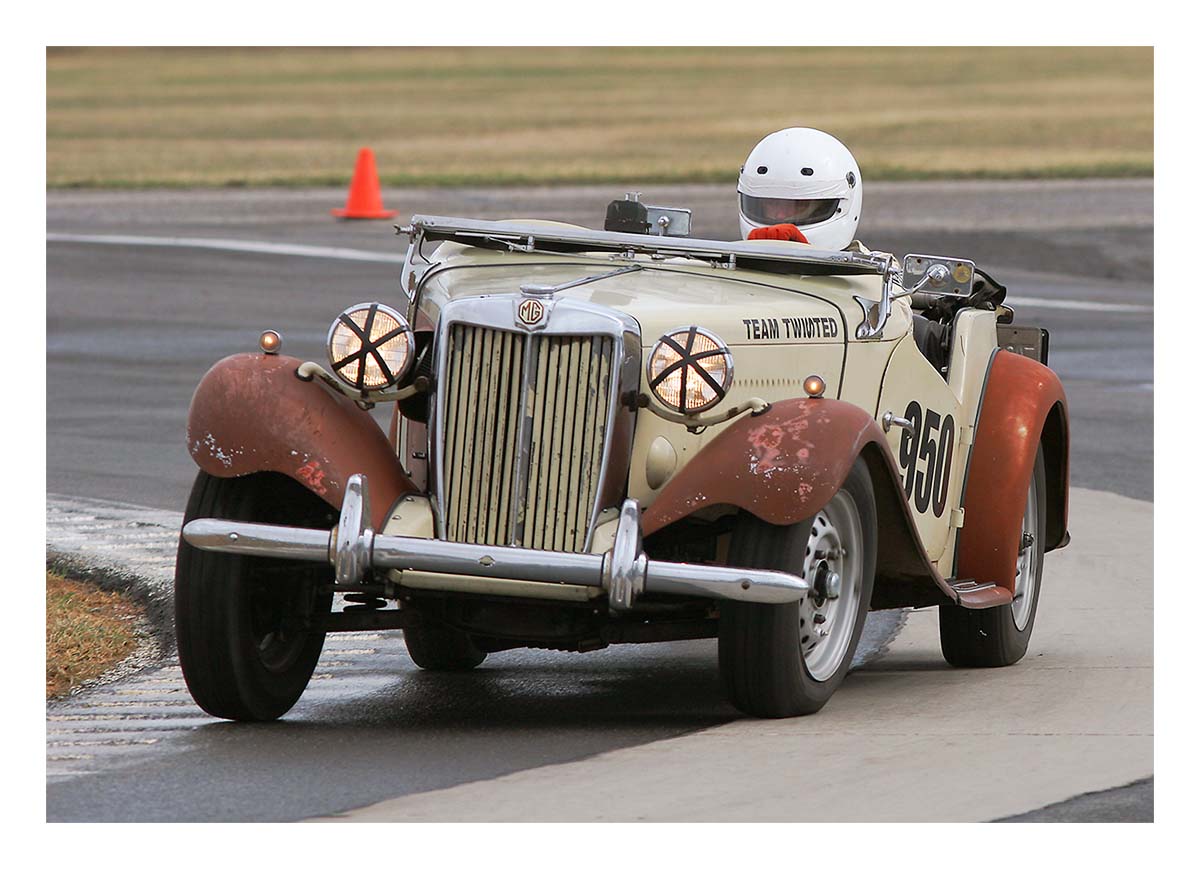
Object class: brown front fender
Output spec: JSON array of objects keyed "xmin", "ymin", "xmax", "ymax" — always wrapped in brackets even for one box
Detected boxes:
[
  {"xmin": 186, "ymin": 353, "xmax": 415, "ymax": 530},
  {"xmin": 642, "ymin": 397, "xmax": 953, "ymax": 609},
  {"xmin": 956, "ymin": 350, "xmax": 1070, "ymax": 591}
]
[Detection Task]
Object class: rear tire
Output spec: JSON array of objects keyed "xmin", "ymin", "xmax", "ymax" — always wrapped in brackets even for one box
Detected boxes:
[
  {"xmin": 939, "ymin": 446, "xmax": 1047, "ymax": 667},
  {"xmin": 175, "ymin": 471, "xmax": 334, "ymax": 722},
  {"xmin": 403, "ymin": 624, "xmax": 487, "ymax": 671},
  {"xmin": 718, "ymin": 458, "xmax": 878, "ymax": 717}
]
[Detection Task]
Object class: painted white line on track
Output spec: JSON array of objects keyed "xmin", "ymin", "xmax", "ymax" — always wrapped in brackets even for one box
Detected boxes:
[
  {"xmin": 47, "ymin": 233, "xmax": 1153, "ymax": 314},
  {"xmin": 1006, "ymin": 295, "xmax": 1152, "ymax": 313},
  {"xmin": 47, "ymin": 232, "xmax": 407, "ymax": 264}
]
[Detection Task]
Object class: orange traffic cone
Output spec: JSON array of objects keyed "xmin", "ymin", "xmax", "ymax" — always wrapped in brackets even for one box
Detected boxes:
[{"xmin": 332, "ymin": 148, "xmax": 398, "ymax": 219}]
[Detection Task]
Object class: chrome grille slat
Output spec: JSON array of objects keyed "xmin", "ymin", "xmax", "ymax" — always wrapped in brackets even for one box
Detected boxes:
[
  {"xmin": 558, "ymin": 338, "xmax": 582, "ymax": 552},
  {"xmin": 460, "ymin": 326, "xmax": 483, "ymax": 542},
  {"xmin": 442, "ymin": 324, "xmax": 615, "ymax": 553},
  {"xmin": 524, "ymin": 337, "xmax": 551, "ymax": 549},
  {"xmin": 575, "ymin": 337, "xmax": 610, "ymax": 541},
  {"xmin": 476, "ymin": 328, "xmax": 496, "ymax": 545},
  {"xmin": 445, "ymin": 326, "xmax": 471, "ymax": 543},
  {"xmin": 567, "ymin": 339, "xmax": 594, "ymax": 546},
  {"xmin": 570, "ymin": 337, "xmax": 596, "ymax": 551},
  {"xmin": 542, "ymin": 338, "xmax": 570, "ymax": 550},
  {"xmin": 483, "ymin": 330, "xmax": 516, "ymax": 545}
]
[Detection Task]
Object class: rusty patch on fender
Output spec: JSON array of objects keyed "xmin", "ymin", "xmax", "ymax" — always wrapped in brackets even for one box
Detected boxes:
[
  {"xmin": 745, "ymin": 412, "xmax": 819, "ymax": 487},
  {"xmin": 186, "ymin": 353, "xmax": 415, "ymax": 529},
  {"xmin": 643, "ymin": 398, "xmax": 879, "ymax": 534}
]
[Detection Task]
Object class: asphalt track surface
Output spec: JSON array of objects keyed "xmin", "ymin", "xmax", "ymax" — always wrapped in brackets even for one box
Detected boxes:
[{"xmin": 45, "ymin": 180, "xmax": 1152, "ymax": 821}]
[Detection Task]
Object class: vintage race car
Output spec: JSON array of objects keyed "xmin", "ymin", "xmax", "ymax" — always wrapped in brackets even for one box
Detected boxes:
[{"xmin": 176, "ymin": 199, "xmax": 1069, "ymax": 721}]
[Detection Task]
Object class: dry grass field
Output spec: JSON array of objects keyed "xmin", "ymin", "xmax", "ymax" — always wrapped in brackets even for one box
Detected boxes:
[
  {"xmin": 46, "ymin": 47, "xmax": 1152, "ymax": 188},
  {"xmin": 46, "ymin": 572, "xmax": 140, "ymax": 698}
]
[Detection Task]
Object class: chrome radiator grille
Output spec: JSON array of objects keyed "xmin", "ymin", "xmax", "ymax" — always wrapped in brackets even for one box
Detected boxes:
[{"xmin": 440, "ymin": 324, "xmax": 615, "ymax": 552}]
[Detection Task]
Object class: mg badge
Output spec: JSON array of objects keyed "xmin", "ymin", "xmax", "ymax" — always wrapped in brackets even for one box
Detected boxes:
[{"xmin": 517, "ymin": 297, "xmax": 546, "ymax": 327}]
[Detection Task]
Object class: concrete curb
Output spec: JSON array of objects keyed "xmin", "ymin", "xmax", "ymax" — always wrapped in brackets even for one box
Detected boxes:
[
  {"xmin": 46, "ymin": 495, "xmax": 184, "ymax": 686},
  {"xmin": 319, "ymin": 487, "xmax": 1153, "ymax": 822}
]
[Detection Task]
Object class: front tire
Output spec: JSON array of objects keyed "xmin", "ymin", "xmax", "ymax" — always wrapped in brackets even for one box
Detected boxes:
[
  {"xmin": 939, "ymin": 446, "xmax": 1047, "ymax": 667},
  {"xmin": 719, "ymin": 458, "xmax": 878, "ymax": 717},
  {"xmin": 175, "ymin": 471, "xmax": 334, "ymax": 722}
]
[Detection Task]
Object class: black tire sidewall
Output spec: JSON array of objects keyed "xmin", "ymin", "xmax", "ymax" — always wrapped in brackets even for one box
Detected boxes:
[{"xmin": 175, "ymin": 472, "xmax": 333, "ymax": 721}]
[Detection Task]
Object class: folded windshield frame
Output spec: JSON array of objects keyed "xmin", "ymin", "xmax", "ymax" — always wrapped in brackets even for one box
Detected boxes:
[{"xmin": 400, "ymin": 215, "xmax": 892, "ymax": 279}]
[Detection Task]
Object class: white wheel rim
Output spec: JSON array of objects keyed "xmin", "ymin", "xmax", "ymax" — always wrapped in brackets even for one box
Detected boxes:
[
  {"xmin": 1011, "ymin": 476, "xmax": 1038, "ymax": 631},
  {"xmin": 799, "ymin": 491, "xmax": 864, "ymax": 682}
]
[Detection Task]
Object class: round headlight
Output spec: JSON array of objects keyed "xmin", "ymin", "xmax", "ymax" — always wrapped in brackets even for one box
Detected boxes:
[
  {"xmin": 646, "ymin": 326, "xmax": 734, "ymax": 414},
  {"xmin": 327, "ymin": 302, "xmax": 415, "ymax": 392}
]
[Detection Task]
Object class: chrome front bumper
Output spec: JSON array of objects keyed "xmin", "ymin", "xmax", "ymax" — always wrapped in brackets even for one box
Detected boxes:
[{"xmin": 182, "ymin": 474, "xmax": 810, "ymax": 611}]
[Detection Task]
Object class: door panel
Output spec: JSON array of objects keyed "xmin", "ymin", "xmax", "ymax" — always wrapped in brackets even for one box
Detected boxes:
[{"xmin": 876, "ymin": 337, "xmax": 965, "ymax": 562}]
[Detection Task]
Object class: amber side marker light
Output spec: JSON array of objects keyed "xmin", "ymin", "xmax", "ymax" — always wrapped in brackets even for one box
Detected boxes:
[
  {"xmin": 803, "ymin": 374, "xmax": 826, "ymax": 398},
  {"xmin": 259, "ymin": 330, "xmax": 282, "ymax": 355}
]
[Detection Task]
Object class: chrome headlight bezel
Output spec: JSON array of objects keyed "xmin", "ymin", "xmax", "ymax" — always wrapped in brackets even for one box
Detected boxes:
[
  {"xmin": 326, "ymin": 302, "xmax": 416, "ymax": 392},
  {"xmin": 646, "ymin": 325, "xmax": 735, "ymax": 415}
]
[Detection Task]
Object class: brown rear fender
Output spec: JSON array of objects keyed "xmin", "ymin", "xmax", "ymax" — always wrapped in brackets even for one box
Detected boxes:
[
  {"xmin": 956, "ymin": 350, "xmax": 1070, "ymax": 591},
  {"xmin": 186, "ymin": 353, "xmax": 415, "ymax": 530},
  {"xmin": 642, "ymin": 397, "xmax": 954, "ymax": 609}
]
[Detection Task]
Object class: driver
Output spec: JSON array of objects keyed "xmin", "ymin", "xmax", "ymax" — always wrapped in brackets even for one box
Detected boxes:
[
  {"xmin": 738, "ymin": 127, "xmax": 863, "ymax": 249},
  {"xmin": 737, "ymin": 127, "xmax": 946, "ymax": 366}
]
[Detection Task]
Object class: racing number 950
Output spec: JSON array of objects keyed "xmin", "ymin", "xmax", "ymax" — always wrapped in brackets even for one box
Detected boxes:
[{"xmin": 897, "ymin": 400, "xmax": 955, "ymax": 517}]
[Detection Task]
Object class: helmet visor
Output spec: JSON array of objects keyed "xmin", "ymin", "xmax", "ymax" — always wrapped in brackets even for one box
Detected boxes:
[{"xmin": 739, "ymin": 194, "xmax": 841, "ymax": 228}]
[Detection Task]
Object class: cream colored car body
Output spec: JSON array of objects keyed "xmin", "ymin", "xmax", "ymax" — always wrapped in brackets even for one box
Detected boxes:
[{"xmin": 387, "ymin": 232, "xmax": 997, "ymax": 598}]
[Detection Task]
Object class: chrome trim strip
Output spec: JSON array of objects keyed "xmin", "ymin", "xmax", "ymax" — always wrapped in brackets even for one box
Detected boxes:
[
  {"xmin": 642, "ymin": 560, "xmax": 810, "ymax": 603},
  {"xmin": 182, "ymin": 519, "xmax": 331, "ymax": 562},
  {"xmin": 181, "ymin": 475, "xmax": 810, "ymax": 609}
]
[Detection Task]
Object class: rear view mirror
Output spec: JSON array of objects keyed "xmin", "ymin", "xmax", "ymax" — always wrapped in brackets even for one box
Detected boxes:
[{"xmin": 902, "ymin": 254, "xmax": 975, "ymax": 295}]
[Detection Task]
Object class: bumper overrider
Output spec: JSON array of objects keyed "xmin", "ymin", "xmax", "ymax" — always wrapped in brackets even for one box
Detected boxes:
[{"xmin": 181, "ymin": 474, "xmax": 810, "ymax": 610}]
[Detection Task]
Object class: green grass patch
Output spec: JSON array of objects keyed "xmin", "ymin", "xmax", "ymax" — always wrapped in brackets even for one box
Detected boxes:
[
  {"xmin": 46, "ymin": 571, "xmax": 141, "ymax": 698},
  {"xmin": 47, "ymin": 47, "xmax": 1153, "ymax": 188}
]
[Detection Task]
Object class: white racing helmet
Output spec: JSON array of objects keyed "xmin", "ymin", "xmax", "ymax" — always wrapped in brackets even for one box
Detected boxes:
[{"xmin": 737, "ymin": 128, "xmax": 862, "ymax": 250}]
